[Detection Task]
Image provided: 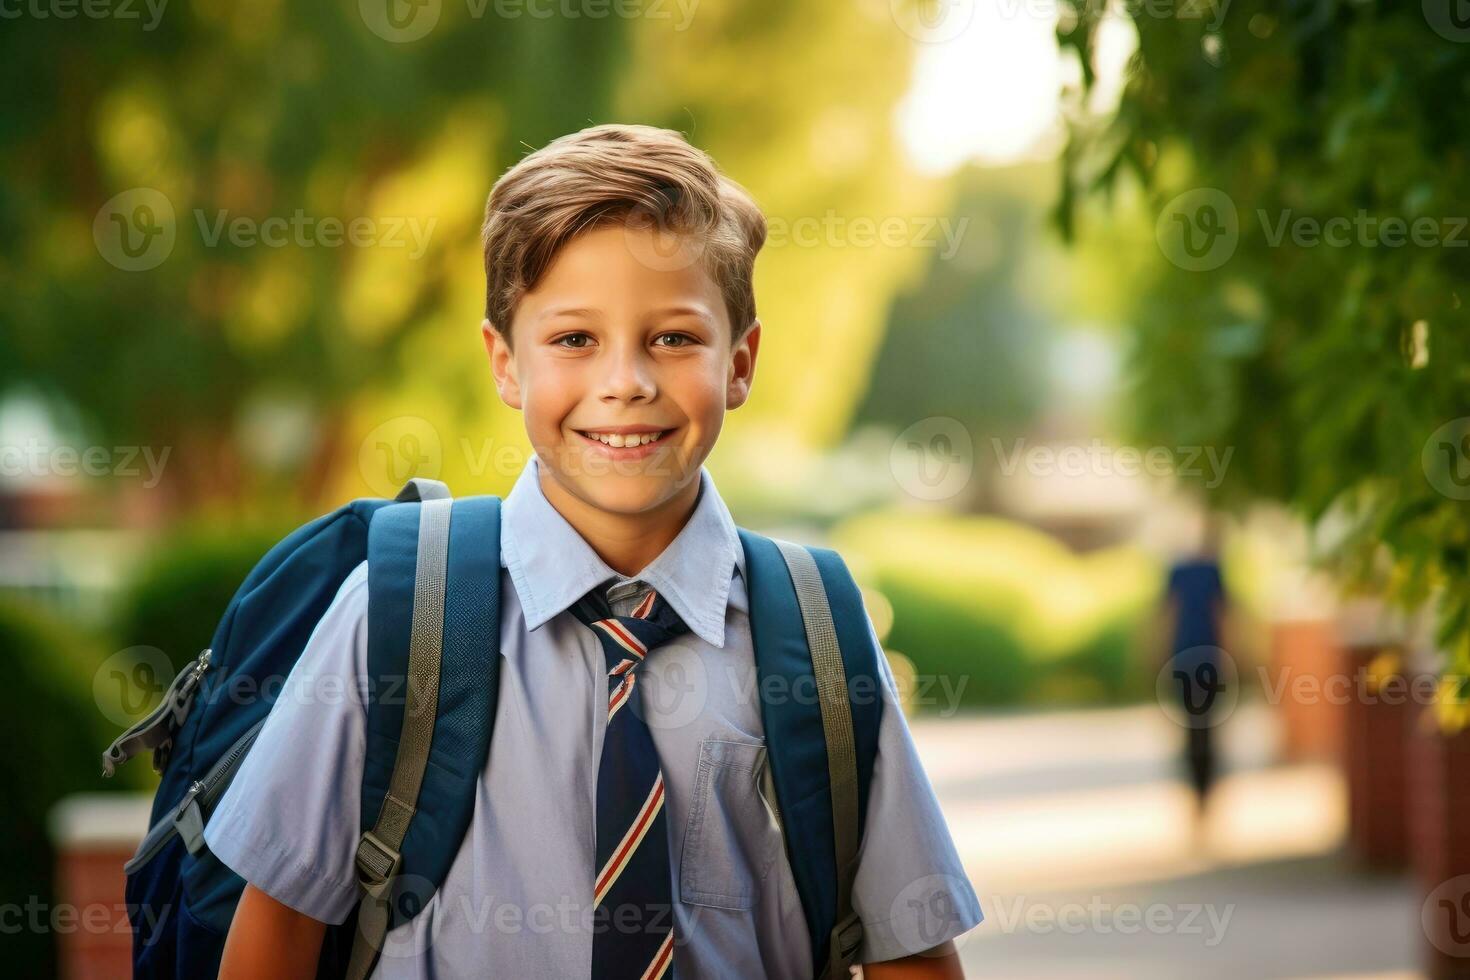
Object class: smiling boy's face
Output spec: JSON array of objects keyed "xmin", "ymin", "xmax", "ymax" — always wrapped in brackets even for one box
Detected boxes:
[{"xmin": 484, "ymin": 223, "xmax": 760, "ymax": 520}]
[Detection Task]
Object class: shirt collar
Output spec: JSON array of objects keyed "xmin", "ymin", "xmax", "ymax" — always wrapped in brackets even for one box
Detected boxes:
[{"xmin": 499, "ymin": 455, "xmax": 744, "ymax": 648}]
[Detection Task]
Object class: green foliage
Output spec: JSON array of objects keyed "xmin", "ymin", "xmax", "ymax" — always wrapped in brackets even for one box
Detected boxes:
[
  {"xmin": 834, "ymin": 509, "xmax": 1159, "ymax": 710},
  {"xmin": 878, "ymin": 574, "xmax": 1033, "ymax": 707},
  {"xmin": 112, "ymin": 522, "xmax": 290, "ymax": 667},
  {"xmin": 1057, "ymin": 1, "xmax": 1470, "ymax": 669},
  {"xmin": 0, "ymin": 8, "xmax": 632, "ymax": 509},
  {"xmin": 3, "ymin": 4, "xmax": 941, "ymax": 515},
  {"xmin": 852, "ymin": 164, "xmax": 1051, "ymax": 447},
  {"xmin": 0, "ymin": 600, "xmax": 148, "ymax": 977}
]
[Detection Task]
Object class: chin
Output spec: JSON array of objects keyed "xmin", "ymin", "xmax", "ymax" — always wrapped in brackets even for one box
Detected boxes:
[{"xmin": 572, "ymin": 474, "xmax": 683, "ymax": 516}]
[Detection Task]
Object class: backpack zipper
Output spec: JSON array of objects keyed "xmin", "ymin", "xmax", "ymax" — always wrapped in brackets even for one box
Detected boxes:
[{"xmin": 123, "ymin": 716, "xmax": 267, "ymax": 874}]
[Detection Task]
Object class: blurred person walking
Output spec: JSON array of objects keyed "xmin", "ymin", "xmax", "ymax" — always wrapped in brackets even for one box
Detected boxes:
[{"xmin": 1160, "ymin": 512, "xmax": 1230, "ymax": 845}]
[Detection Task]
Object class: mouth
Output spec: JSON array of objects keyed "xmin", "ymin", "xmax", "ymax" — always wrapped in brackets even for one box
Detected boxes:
[{"xmin": 572, "ymin": 426, "xmax": 677, "ymax": 460}]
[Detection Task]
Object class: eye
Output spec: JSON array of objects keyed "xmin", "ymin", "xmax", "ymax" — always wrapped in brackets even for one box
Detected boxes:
[
  {"xmin": 654, "ymin": 332, "xmax": 699, "ymax": 348},
  {"xmin": 553, "ymin": 332, "xmax": 594, "ymax": 349}
]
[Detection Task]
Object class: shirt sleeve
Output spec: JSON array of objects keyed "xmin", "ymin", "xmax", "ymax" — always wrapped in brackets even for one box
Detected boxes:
[
  {"xmin": 849, "ymin": 603, "xmax": 983, "ymax": 964},
  {"xmin": 201, "ymin": 560, "xmax": 371, "ymax": 925}
]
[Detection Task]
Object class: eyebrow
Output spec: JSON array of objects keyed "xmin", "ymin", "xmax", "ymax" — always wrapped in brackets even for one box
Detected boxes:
[
  {"xmin": 538, "ymin": 306, "xmax": 599, "ymax": 322},
  {"xmin": 537, "ymin": 304, "xmax": 714, "ymax": 323}
]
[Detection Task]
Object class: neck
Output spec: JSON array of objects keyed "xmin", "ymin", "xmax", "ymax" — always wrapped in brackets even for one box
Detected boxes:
[{"xmin": 537, "ymin": 468, "xmax": 703, "ymax": 577}]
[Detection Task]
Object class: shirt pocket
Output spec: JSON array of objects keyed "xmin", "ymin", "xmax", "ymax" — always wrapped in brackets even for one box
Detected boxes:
[{"xmin": 679, "ymin": 735, "xmax": 783, "ymax": 911}]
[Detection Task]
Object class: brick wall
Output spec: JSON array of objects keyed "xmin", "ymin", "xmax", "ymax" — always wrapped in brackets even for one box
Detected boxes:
[{"xmin": 48, "ymin": 793, "xmax": 153, "ymax": 980}]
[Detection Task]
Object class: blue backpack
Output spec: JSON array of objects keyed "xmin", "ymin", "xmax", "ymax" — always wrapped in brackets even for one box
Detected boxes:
[{"xmin": 101, "ymin": 478, "xmax": 883, "ymax": 979}]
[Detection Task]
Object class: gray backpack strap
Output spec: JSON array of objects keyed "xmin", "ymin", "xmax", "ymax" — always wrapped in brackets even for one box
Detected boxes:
[
  {"xmin": 772, "ymin": 539, "xmax": 863, "ymax": 979},
  {"xmin": 394, "ymin": 477, "xmax": 451, "ymax": 502},
  {"xmin": 347, "ymin": 496, "xmax": 453, "ymax": 980}
]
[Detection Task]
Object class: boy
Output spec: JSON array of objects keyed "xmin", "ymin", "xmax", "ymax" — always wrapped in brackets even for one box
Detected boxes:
[{"xmin": 206, "ymin": 123, "xmax": 981, "ymax": 978}]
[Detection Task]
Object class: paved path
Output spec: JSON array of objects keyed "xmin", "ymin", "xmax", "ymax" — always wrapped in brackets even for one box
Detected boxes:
[{"xmin": 909, "ymin": 704, "xmax": 1423, "ymax": 979}]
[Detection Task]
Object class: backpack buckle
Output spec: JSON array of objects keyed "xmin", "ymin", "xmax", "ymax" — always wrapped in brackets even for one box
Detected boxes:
[
  {"xmin": 822, "ymin": 910, "xmax": 864, "ymax": 977},
  {"xmin": 354, "ymin": 831, "xmax": 402, "ymax": 900}
]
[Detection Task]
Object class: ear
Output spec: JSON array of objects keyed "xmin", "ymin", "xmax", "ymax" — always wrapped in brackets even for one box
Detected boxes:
[
  {"xmin": 483, "ymin": 318, "xmax": 523, "ymax": 409},
  {"xmin": 726, "ymin": 319, "xmax": 760, "ymax": 410}
]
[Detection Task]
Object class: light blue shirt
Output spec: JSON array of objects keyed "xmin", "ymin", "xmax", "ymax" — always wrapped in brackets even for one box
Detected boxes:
[{"xmin": 204, "ymin": 456, "xmax": 982, "ymax": 977}]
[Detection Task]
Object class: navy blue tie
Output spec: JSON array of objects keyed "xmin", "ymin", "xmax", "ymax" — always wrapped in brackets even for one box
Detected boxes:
[{"xmin": 571, "ymin": 583, "xmax": 691, "ymax": 980}]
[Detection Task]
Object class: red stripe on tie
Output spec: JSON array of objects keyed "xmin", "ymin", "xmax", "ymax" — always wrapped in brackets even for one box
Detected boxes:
[
  {"xmin": 632, "ymin": 589, "xmax": 657, "ymax": 619},
  {"xmin": 599, "ymin": 619, "xmax": 647, "ymax": 658},
  {"xmin": 640, "ymin": 931, "xmax": 674, "ymax": 980},
  {"xmin": 608, "ymin": 672, "xmax": 635, "ymax": 720},
  {"xmin": 595, "ymin": 776, "xmax": 664, "ymax": 899}
]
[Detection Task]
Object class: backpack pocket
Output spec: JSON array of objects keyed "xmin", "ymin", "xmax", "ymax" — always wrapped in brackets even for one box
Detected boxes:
[
  {"xmin": 123, "ymin": 719, "xmax": 264, "ymax": 978},
  {"xmin": 678, "ymin": 736, "xmax": 782, "ymax": 911}
]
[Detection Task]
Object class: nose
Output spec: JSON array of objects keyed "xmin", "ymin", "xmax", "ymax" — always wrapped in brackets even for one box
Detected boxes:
[{"xmin": 597, "ymin": 338, "xmax": 656, "ymax": 404}]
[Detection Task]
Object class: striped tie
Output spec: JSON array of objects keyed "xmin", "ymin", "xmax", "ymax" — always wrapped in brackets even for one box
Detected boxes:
[{"xmin": 571, "ymin": 583, "xmax": 691, "ymax": 980}]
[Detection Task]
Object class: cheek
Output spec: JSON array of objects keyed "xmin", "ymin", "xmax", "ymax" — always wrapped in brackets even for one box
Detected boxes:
[
  {"xmin": 674, "ymin": 360, "xmax": 729, "ymax": 420},
  {"xmin": 520, "ymin": 362, "xmax": 581, "ymax": 430}
]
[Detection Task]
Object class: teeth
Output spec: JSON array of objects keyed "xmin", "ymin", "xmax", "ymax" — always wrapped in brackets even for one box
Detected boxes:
[{"xmin": 582, "ymin": 430, "xmax": 666, "ymax": 448}]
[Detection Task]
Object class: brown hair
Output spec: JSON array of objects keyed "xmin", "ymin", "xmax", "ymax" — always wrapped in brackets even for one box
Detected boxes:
[{"xmin": 480, "ymin": 123, "xmax": 766, "ymax": 346}]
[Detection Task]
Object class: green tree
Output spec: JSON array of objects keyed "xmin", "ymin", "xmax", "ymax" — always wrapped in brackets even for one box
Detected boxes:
[
  {"xmin": 1056, "ymin": 2, "xmax": 1470, "ymax": 676},
  {"xmin": 852, "ymin": 165, "xmax": 1053, "ymax": 460},
  {"xmin": 1, "ymin": 8, "xmax": 632, "ymax": 512},
  {"xmin": 4, "ymin": 3, "xmax": 953, "ymax": 520}
]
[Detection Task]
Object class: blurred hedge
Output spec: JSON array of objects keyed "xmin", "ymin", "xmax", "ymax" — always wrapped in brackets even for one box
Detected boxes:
[
  {"xmin": 833, "ymin": 510, "xmax": 1159, "ymax": 710},
  {"xmin": 0, "ymin": 522, "xmax": 288, "ymax": 974},
  {"xmin": 112, "ymin": 522, "xmax": 291, "ymax": 672},
  {"xmin": 0, "ymin": 599, "xmax": 149, "ymax": 977}
]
